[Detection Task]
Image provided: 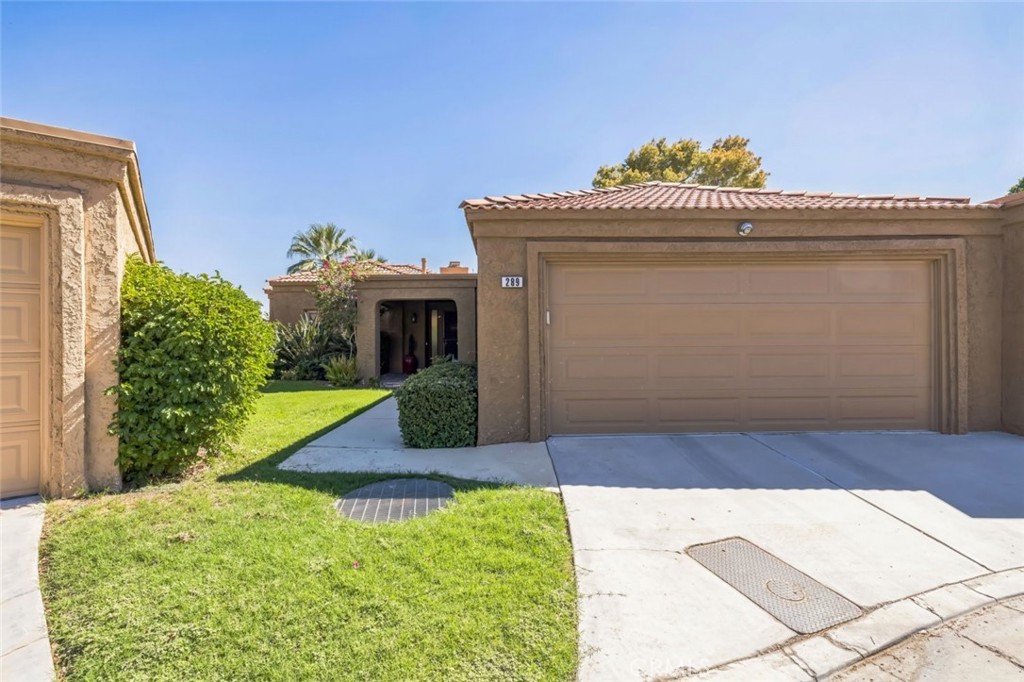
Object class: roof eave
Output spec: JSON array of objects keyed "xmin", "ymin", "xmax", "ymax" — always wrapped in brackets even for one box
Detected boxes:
[
  {"xmin": 462, "ymin": 205, "xmax": 1003, "ymax": 223},
  {"xmin": 1, "ymin": 117, "xmax": 156, "ymax": 262}
]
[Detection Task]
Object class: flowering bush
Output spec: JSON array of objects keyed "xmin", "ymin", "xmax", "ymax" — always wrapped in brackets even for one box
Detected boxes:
[{"xmin": 314, "ymin": 259, "xmax": 364, "ymax": 355}]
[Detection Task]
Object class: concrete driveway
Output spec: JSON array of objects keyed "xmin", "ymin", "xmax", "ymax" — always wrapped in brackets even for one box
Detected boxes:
[{"xmin": 547, "ymin": 431, "xmax": 1024, "ymax": 681}]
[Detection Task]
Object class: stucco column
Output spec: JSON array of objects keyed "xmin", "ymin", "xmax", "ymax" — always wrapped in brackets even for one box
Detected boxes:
[
  {"xmin": 452, "ymin": 289, "xmax": 477, "ymax": 365},
  {"xmin": 355, "ymin": 292, "xmax": 382, "ymax": 383}
]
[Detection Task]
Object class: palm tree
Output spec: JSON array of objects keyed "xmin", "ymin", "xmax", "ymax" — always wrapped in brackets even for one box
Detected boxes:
[
  {"xmin": 352, "ymin": 248, "xmax": 387, "ymax": 263},
  {"xmin": 286, "ymin": 223, "xmax": 356, "ymax": 273}
]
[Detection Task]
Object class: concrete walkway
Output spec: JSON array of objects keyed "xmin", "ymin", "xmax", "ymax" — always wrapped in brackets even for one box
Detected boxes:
[
  {"xmin": 548, "ymin": 431, "xmax": 1024, "ymax": 681},
  {"xmin": 279, "ymin": 398, "xmax": 558, "ymax": 488},
  {"xmin": 832, "ymin": 595, "xmax": 1024, "ymax": 681},
  {"xmin": 1, "ymin": 496, "xmax": 54, "ymax": 682},
  {"xmin": 698, "ymin": 571, "xmax": 1024, "ymax": 680}
]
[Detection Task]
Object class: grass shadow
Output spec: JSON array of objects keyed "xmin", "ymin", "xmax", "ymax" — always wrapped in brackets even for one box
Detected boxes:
[
  {"xmin": 258, "ymin": 379, "xmax": 338, "ymax": 394},
  {"xmin": 218, "ymin": 386, "xmax": 503, "ymax": 498}
]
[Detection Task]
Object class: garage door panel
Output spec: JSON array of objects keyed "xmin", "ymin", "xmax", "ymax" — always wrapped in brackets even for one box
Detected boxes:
[
  {"xmin": 838, "ymin": 352, "xmax": 929, "ymax": 381},
  {"xmin": 562, "ymin": 353, "xmax": 648, "ymax": 382},
  {"xmin": 746, "ymin": 267, "xmax": 831, "ymax": 296},
  {"xmin": 557, "ymin": 267, "xmax": 648, "ymax": 299},
  {"xmin": 1, "ymin": 360, "xmax": 42, "ymax": 419},
  {"xmin": 834, "ymin": 263, "xmax": 930, "ymax": 299},
  {"xmin": 1, "ymin": 292, "xmax": 42, "ymax": 351},
  {"xmin": 747, "ymin": 308, "xmax": 832, "ymax": 339},
  {"xmin": 0, "ymin": 226, "xmax": 41, "ymax": 283},
  {"xmin": 0, "ymin": 427, "xmax": 41, "ymax": 498},
  {"xmin": 837, "ymin": 392, "xmax": 931, "ymax": 425},
  {"xmin": 653, "ymin": 268, "xmax": 741, "ymax": 296},
  {"xmin": 546, "ymin": 260, "xmax": 934, "ymax": 434},
  {"xmin": 747, "ymin": 395, "xmax": 832, "ymax": 424},
  {"xmin": 657, "ymin": 353, "xmax": 741, "ymax": 381},
  {"xmin": 655, "ymin": 397, "xmax": 741, "ymax": 426},
  {"xmin": 560, "ymin": 397, "xmax": 649, "ymax": 427},
  {"xmin": 747, "ymin": 353, "xmax": 830, "ymax": 379},
  {"xmin": 654, "ymin": 308, "xmax": 742, "ymax": 339},
  {"xmin": 1, "ymin": 219, "xmax": 43, "ymax": 498},
  {"xmin": 558, "ymin": 306, "xmax": 647, "ymax": 340},
  {"xmin": 837, "ymin": 306, "xmax": 929, "ymax": 342}
]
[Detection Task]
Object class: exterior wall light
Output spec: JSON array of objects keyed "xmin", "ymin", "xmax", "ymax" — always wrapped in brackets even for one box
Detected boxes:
[{"xmin": 737, "ymin": 221, "xmax": 754, "ymax": 236}]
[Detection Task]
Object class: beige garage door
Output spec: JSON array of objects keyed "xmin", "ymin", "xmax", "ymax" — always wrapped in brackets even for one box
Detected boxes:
[
  {"xmin": 546, "ymin": 260, "xmax": 934, "ymax": 434},
  {"xmin": 1, "ymin": 218, "xmax": 44, "ymax": 498}
]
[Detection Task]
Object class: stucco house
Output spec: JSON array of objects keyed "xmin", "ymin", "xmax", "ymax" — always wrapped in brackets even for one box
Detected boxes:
[
  {"xmin": 271, "ymin": 181, "xmax": 1024, "ymax": 446},
  {"xmin": 266, "ymin": 260, "xmax": 476, "ymax": 380},
  {"xmin": 1, "ymin": 118, "xmax": 156, "ymax": 499}
]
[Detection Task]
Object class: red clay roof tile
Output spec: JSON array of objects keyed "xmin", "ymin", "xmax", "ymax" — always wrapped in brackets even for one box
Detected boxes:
[
  {"xmin": 460, "ymin": 181, "xmax": 992, "ymax": 212},
  {"xmin": 267, "ymin": 260, "xmax": 427, "ymax": 284}
]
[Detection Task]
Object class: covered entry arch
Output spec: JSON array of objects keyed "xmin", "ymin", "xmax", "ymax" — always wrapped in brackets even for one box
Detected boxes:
[{"xmin": 354, "ymin": 274, "xmax": 477, "ymax": 383}]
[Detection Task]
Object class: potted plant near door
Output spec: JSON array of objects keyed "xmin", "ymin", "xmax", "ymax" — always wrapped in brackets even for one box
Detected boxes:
[{"xmin": 402, "ymin": 334, "xmax": 418, "ymax": 374}]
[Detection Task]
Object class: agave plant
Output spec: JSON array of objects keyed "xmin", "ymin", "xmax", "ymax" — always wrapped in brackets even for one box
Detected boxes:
[{"xmin": 274, "ymin": 317, "xmax": 351, "ymax": 380}]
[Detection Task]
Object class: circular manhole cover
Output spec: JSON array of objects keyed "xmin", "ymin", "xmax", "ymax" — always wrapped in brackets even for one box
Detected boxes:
[{"xmin": 335, "ymin": 478, "xmax": 454, "ymax": 524}]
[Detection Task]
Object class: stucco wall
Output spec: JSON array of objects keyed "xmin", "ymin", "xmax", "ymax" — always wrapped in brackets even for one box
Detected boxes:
[
  {"xmin": 1003, "ymin": 214, "xmax": 1024, "ymax": 435},
  {"xmin": 964, "ymin": 236, "xmax": 1004, "ymax": 431},
  {"xmin": 469, "ymin": 211, "xmax": 1008, "ymax": 444},
  {"xmin": 476, "ymin": 238, "xmax": 530, "ymax": 444},
  {"xmin": 266, "ymin": 284, "xmax": 316, "ymax": 325},
  {"xmin": 1, "ymin": 118, "xmax": 155, "ymax": 496}
]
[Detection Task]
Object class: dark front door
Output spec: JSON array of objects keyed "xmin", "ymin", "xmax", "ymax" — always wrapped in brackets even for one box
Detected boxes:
[{"xmin": 425, "ymin": 301, "xmax": 458, "ymax": 366}]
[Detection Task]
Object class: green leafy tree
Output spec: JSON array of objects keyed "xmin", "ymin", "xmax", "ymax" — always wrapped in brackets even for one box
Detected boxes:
[
  {"xmin": 286, "ymin": 222, "xmax": 356, "ymax": 273},
  {"xmin": 1009, "ymin": 177, "xmax": 1024, "ymax": 194},
  {"xmin": 593, "ymin": 135, "xmax": 769, "ymax": 189}
]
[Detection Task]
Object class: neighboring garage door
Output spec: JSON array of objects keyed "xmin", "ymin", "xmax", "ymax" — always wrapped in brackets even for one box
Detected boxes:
[
  {"xmin": 546, "ymin": 260, "xmax": 934, "ymax": 434},
  {"xmin": 1, "ymin": 218, "xmax": 43, "ymax": 498}
]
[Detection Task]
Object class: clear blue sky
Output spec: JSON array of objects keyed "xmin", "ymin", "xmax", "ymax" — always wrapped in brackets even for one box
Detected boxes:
[{"xmin": 3, "ymin": 2, "xmax": 1022, "ymax": 305}]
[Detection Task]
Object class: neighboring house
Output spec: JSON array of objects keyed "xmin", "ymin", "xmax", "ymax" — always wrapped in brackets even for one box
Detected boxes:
[
  {"xmin": 266, "ymin": 260, "xmax": 433, "ymax": 325},
  {"xmin": 266, "ymin": 260, "xmax": 477, "ymax": 378},
  {"xmin": 294, "ymin": 181, "xmax": 1024, "ymax": 446},
  {"xmin": 0, "ymin": 118, "xmax": 156, "ymax": 499}
]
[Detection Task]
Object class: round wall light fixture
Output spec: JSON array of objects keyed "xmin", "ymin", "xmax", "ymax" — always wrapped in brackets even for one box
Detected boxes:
[{"xmin": 737, "ymin": 221, "xmax": 754, "ymax": 237}]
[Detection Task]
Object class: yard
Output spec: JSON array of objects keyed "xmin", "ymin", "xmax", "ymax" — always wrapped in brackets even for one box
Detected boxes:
[{"xmin": 39, "ymin": 382, "xmax": 578, "ymax": 681}]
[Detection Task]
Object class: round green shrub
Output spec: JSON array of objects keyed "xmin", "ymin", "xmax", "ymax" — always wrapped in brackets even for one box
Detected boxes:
[
  {"xmin": 394, "ymin": 360, "xmax": 477, "ymax": 448},
  {"xmin": 109, "ymin": 257, "xmax": 276, "ymax": 480}
]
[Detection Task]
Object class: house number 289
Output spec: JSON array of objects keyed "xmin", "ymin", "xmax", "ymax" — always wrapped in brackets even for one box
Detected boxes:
[{"xmin": 501, "ymin": 276, "xmax": 523, "ymax": 288}]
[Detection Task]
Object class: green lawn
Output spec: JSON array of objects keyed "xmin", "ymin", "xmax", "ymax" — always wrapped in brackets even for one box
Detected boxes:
[{"xmin": 41, "ymin": 381, "xmax": 578, "ymax": 681}]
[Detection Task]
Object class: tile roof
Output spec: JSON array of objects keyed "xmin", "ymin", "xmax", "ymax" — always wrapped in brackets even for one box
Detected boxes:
[
  {"xmin": 460, "ymin": 181, "xmax": 997, "ymax": 212},
  {"xmin": 268, "ymin": 260, "xmax": 427, "ymax": 284}
]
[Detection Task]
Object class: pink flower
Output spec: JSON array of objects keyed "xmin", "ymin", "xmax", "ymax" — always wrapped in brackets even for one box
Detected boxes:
[{"xmin": 352, "ymin": 561, "xmax": 361, "ymax": 569}]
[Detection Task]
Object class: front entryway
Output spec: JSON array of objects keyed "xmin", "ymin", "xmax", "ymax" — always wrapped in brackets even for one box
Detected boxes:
[
  {"xmin": 545, "ymin": 260, "xmax": 935, "ymax": 434},
  {"xmin": 1, "ymin": 217, "xmax": 44, "ymax": 499}
]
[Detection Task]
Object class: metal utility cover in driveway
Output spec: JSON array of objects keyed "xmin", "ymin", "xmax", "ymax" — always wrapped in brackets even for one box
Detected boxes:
[
  {"xmin": 687, "ymin": 537, "xmax": 863, "ymax": 634},
  {"xmin": 336, "ymin": 478, "xmax": 453, "ymax": 523}
]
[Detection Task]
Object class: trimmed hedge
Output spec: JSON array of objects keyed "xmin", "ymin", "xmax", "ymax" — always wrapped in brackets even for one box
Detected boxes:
[
  {"xmin": 109, "ymin": 257, "xmax": 275, "ymax": 480},
  {"xmin": 394, "ymin": 360, "xmax": 477, "ymax": 448}
]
